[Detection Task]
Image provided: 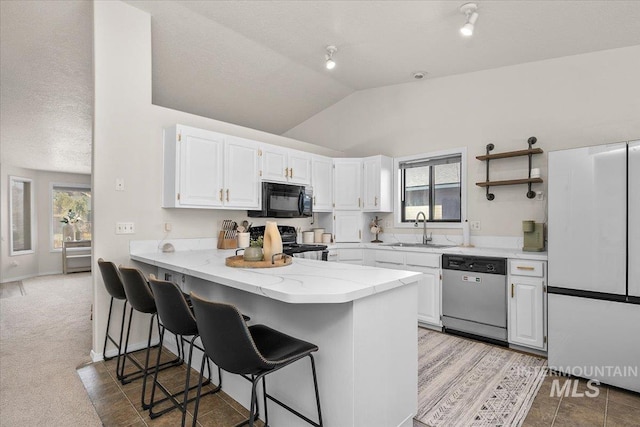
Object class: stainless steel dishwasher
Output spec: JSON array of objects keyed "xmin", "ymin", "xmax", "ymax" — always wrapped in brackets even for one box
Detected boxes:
[{"xmin": 442, "ymin": 254, "xmax": 508, "ymax": 345}]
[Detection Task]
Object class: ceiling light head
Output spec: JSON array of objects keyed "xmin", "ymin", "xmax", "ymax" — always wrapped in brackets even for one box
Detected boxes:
[
  {"xmin": 412, "ymin": 71, "xmax": 428, "ymax": 80},
  {"xmin": 459, "ymin": 3, "xmax": 479, "ymax": 37},
  {"xmin": 325, "ymin": 45, "xmax": 338, "ymax": 70}
]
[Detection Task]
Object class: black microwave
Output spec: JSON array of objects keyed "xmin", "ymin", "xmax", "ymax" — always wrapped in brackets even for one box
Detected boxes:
[{"xmin": 248, "ymin": 182, "xmax": 313, "ymax": 218}]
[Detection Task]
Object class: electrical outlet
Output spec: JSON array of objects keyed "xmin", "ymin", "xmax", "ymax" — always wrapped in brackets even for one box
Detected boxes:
[
  {"xmin": 115, "ymin": 222, "xmax": 135, "ymax": 234},
  {"xmin": 470, "ymin": 221, "xmax": 481, "ymax": 231},
  {"xmin": 164, "ymin": 222, "xmax": 172, "ymax": 232},
  {"xmin": 536, "ymin": 191, "xmax": 544, "ymax": 201},
  {"xmin": 385, "ymin": 220, "xmax": 392, "ymax": 228}
]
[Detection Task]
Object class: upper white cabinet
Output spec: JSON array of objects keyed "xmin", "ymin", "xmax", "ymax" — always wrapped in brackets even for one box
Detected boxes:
[
  {"xmin": 333, "ymin": 159, "xmax": 362, "ymax": 210},
  {"xmin": 508, "ymin": 259, "xmax": 546, "ymax": 350},
  {"xmin": 311, "ymin": 155, "xmax": 333, "ymax": 212},
  {"xmin": 261, "ymin": 145, "xmax": 311, "ymax": 186},
  {"xmin": 362, "ymin": 155, "xmax": 393, "ymax": 212},
  {"xmin": 334, "ymin": 211, "xmax": 362, "ymax": 242},
  {"xmin": 163, "ymin": 125, "xmax": 260, "ymax": 209}
]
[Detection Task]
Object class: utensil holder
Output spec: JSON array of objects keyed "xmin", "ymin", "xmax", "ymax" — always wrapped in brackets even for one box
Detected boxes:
[{"xmin": 217, "ymin": 231, "xmax": 238, "ymax": 249}]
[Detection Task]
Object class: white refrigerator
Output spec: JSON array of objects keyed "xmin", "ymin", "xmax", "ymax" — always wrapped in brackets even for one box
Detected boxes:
[{"xmin": 548, "ymin": 140, "xmax": 640, "ymax": 393}]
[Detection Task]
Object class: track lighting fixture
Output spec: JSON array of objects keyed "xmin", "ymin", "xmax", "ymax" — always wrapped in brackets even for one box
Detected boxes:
[
  {"xmin": 325, "ymin": 45, "xmax": 337, "ymax": 70},
  {"xmin": 459, "ymin": 3, "xmax": 479, "ymax": 37}
]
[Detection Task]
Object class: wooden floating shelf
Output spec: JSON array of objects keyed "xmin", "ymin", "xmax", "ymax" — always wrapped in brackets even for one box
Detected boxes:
[
  {"xmin": 476, "ymin": 178, "xmax": 543, "ymax": 187},
  {"xmin": 476, "ymin": 148, "xmax": 543, "ymax": 161}
]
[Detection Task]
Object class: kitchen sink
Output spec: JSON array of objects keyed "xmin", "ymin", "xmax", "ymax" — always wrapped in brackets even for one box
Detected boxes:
[{"xmin": 382, "ymin": 242, "xmax": 456, "ymax": 249}]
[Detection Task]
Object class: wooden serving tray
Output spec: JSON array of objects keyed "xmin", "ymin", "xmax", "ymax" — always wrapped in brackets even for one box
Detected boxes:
[{"xmin": 225, "ymin": 255, "xmax": 292, "ymax": 268}]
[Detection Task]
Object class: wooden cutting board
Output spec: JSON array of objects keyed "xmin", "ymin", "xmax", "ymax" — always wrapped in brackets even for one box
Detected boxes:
[{"xmin": 225, "ymin": 255, "xmax": 292, "ymax": 268}]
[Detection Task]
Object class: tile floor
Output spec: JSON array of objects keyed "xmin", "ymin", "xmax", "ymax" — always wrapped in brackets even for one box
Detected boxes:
[
  {"xmin": 77, "ymin": 347, "xmax": 265, "ymax": 427},
  {"xmin": 79, "ymin": 346, "xmax": 640, "ymax": 427},
  {"xmin": 522, "ymin": 374, "xmax": 640, "ymax": 427}
]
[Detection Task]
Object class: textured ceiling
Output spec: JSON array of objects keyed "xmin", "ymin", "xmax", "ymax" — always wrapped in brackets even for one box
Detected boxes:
[
  {"xmin": 1, "ymin": 0, "xmax": 93, "ymax": 174},
  {"xmin": 2, "ymin": 1, "xmax": 640, "ymax": 174}
]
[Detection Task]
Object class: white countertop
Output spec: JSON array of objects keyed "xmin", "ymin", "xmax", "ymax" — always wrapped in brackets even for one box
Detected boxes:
[
  {"xmin": 130, "ymin": 247, "xmax": 422, "ymax": 304},
  {"xmin": 329, "ymin": 242, "xmax": 548, "ymax": 261}
]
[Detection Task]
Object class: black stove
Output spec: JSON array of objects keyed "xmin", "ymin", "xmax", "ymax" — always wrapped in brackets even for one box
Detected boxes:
[{"xmin": 250, "ymin": 225, "xmax": 328, "ymax": 260}]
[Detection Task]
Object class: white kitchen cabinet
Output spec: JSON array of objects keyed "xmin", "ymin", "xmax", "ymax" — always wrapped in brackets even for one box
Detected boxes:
[
  {"xmin": 337, "ymin": 248, "xmax": 364, "ymax": 265},
  {"xmin": 508, "ymin": 260, "xmax": 546, "ymax": 350},
  {"xmin": 374, "ymin": 249, "xmax": 442, "ymax": 327},
  {"xmin": 363, "ymin": 155, "xmax": 393, "ymax": 212},
  {"xmin": 224, "ymin": 136, "xmax": 261, "ymax": 208},
  {"xmin": 163, "ymin": 125, "xmax": 260, "ymax": 209},
  {"xmin": 333, "ymin": 159, "xmax": 362, "ymax": 210},
  {"xmin": 334, "ymin": 211, "xmax": 362, "ymax": 242},
  {"xmin": 311, "ymin": 155, "xmax": 333, "ymax": 212},
  {"xmin": 261, "ymin": 144, "xmax": 311, "ymax": 186}
]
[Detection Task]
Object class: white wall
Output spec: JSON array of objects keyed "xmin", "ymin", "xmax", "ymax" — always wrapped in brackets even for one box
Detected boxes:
[
  {"xmin": 286, "ymin": 45, "xmax": 640, "ymax": 237},
  {"xmin": 0, "ymin": 164, "xmax": 90, "ymax": 282},
  {"xmin": 92, "ymin": 1, "xmax": 343, "ymax": 357}
]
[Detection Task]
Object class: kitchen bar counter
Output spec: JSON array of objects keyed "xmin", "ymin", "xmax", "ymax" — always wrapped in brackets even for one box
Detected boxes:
[
  {"xmin": 130, "ymin": 245, "xmax": 421, "ymax": 304},
  {"xmin": 130, "ymin": 239, "xmax": 421, "ymax": 427}
]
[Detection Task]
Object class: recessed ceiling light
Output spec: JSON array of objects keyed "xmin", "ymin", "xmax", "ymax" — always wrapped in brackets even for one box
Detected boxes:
[{"xmin": 412, "ymin": 71, "xmax": 428, "ymax": 80}]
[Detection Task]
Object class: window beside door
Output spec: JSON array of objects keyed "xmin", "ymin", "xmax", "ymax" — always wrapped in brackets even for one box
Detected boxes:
[
  {"xmin": 51, "ymin": 184, "xmax": 92, "ymax": 250},
  {"xmin": 10, "ymin": 176, "xmax": 34, "ymax": 255}
]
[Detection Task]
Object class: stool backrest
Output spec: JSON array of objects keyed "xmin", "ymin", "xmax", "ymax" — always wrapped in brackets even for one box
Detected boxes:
[
  {"xmin": 191, "ymin": 293, "xmax": 269, "ymax": 375},
  {"xmin": 97, "ymin": 258, "xmax": 127, "ymax": 300},
  {"xmin": 119, "ymin": 266, "xmax": 156, "ymax": 314},
  {"xmin": 148, "ymin": 277, "xmax": 197, "ymax": 336}
]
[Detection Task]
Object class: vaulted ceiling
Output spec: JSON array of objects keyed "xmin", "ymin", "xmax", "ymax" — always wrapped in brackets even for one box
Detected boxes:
[{"xmin": 2, "ymin": 1, "xmax": 640, "ymax": 174}]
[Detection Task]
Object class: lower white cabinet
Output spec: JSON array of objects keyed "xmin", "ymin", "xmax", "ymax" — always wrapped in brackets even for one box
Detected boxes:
[
  {"xmin": 375, "ymin": 250, "xmax": 442, "ymax": 327},
  {"xmin": 508, "ymin": 260, "xmax": 547, "ymax": 350},
  {"xmin": 337, "ymin": 248, "xmax": 364, "ymax": 265}
]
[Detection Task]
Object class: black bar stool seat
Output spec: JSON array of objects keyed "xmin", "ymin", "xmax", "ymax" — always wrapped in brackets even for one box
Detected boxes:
[
  {"xmin": 147, "ymin": 277, "xmax": 221, "ymax": 426},
  {"xmin": 191, "ymin": 294, "xmax": 323, "ymax": 427},
  {"xmin": 97, "ymin": 259, "xmax": 130, "ymax": 380},
  {"xmin": 119, "ymin": 266, "xmax": 183, "ymax": 409}
]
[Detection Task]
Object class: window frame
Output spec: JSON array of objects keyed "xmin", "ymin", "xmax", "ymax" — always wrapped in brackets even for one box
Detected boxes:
[
  {"xmin": 393, "ymin": 147, "xmax": 467, "ymax": 229},
  {"xmin": 50, "ymin": 182, "xmax": 92, "ymax": 252},
  {"xmin": 9, "ymin": 176, "xmax": 35, "ymax": 256}
]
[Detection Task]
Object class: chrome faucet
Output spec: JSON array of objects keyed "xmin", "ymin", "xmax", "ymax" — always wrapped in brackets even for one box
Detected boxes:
[{"xmin": 414, "ymin": 211, "xmax": 432, "ymax": 244}]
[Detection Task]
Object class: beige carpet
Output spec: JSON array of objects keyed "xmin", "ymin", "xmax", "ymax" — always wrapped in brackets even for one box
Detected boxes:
[
  {"xmin": 0, "ymin": 273, "xmax": 101, "ymax": 426},
  {"xmin": 417, "ymin": 328, "xmax": 546, "ymax": 427}
]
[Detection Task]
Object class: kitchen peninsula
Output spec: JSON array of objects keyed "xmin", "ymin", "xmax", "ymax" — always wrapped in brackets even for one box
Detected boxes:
[{"xmin": 131, "ymin": 239, "xmax": 422, "ymax": 427}]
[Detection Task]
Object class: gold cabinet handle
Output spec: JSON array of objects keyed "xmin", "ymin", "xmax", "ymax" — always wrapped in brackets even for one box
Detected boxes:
[
  {"xmin": 374, "ymin": 196, "xmax": 378, "ymax": 206},
  {"xmin": 313, "ymin": 196, "xmax": 316, "ymax": 205},
  {"xmin": 285, "ymin": 167, "xmax": 289, "ymax": 177},
  {"xmin": 290, "ymin": 168, "xmax": 293, "ymax": 178},
  {"xmin": 359, "ymin": 230, "xmax": 362, "ymax": 239},
  {"xmin": 358, "ymin": 197, "xmax": 361, "ymax": 208},
  {"xmin": 226, "ymin": 189, "xmax": 229, "ymax": 202},
  {"xmin": 517, "ymin": 266, "xmax": 535, "ymax": 271},
  {"xmin": 219, "ymin": 189, "xmax": 223, "ymax": 202},
  {"xmin": 511, "ymin": 283, "xmax": 515, "ymax": 298}
]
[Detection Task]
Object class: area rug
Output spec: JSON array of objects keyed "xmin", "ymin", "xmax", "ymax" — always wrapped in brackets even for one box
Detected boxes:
[{"xmin": 417, "ymin": 328, "xmax": 546, "ymax": 427}]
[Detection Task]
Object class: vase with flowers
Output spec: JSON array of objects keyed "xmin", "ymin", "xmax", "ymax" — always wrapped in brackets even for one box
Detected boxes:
[
  {"xmin": 243, "ymin": 236, "xmax": 264, "ymax": 262},
  {"xmin": 61, "ymin": 209, "xmax": 82, "ymax": 241}
]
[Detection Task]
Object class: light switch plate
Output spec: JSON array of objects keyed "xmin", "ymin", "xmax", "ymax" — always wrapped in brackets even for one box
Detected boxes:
[{"xmin": 116, "ymin": 222, "xmax": 135, "ymax": 234}]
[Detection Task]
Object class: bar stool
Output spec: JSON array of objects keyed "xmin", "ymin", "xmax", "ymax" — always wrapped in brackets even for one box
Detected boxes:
[
  {"xmin": 97, "ymin": 259, "xmax": 128, "ymax": 375},
  {"xmin": 190, "ymin": 293, "xmax": 323, "ymax": 427},
  {"xmin": 147, "ymin": 277, "xmax": 220, "ymax": 426},
  {"xmin": 118, "ymin": 266, "xmax": 183, "ymax": 409}
]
